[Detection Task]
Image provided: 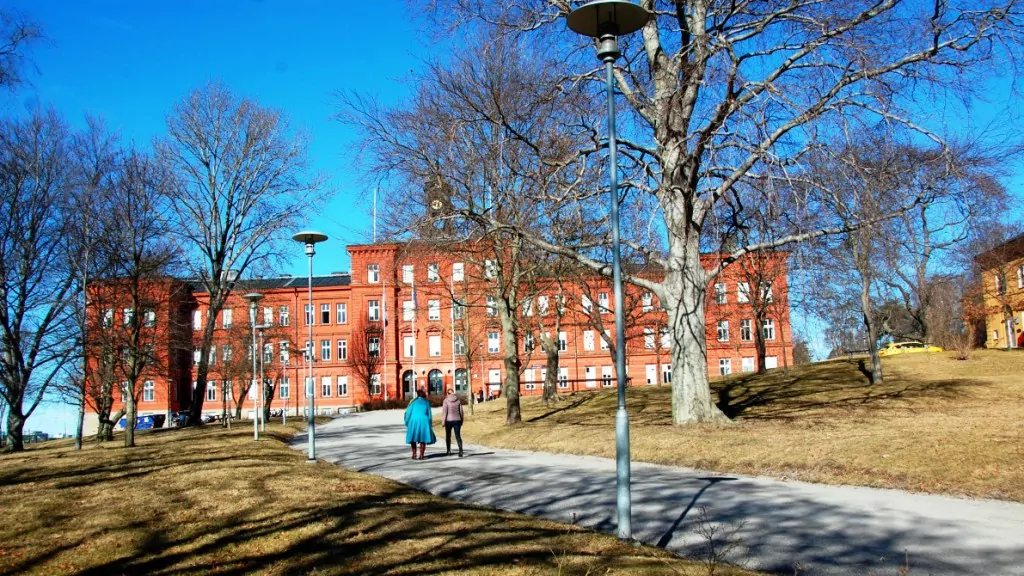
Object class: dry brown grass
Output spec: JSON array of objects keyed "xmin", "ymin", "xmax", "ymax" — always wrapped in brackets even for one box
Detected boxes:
[
  {"xmin": 0, "ymin": 421, "xmax": 754, "ymax": 576},
  {"xmin": 466, "ymin": 350, "xmax": 1024, "ymax": 501}
]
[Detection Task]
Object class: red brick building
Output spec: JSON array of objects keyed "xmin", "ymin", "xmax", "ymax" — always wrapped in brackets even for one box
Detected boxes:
[{"xmin": 83, "ymin": 242, "xmax": 792, "ymax": 429}]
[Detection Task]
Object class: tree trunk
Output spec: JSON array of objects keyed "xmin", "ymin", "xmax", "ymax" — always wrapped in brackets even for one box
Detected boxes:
[
  {"xmin": 499, "ymin": 300, "xmax": 522, "ymax": 425},
  {"xmin": 664, "ymin": 248, "xmax": 729, "ymax": 424},
  {"xmin": 541, "ymin": 337, "xmax": 560, "ymax": 405},
  {"xmin": 5, "ymin": 409, "xmax": 25, "ymax": 452},
  {"xmin": 124, "ymin": 393, "xmax": 136, "ymax": 448},
  {"xmin": 754, "ymin": 310, "xmax": 768, "ymax": 373},
  {"xmin": 187, "ymin": 298, "xmax": 223, "ymax": 425},
  {"xmin": 74, "ymin": 399, "xmax": 84, "ymax": 451},
  {"xmin": 861, "ymin": 273, "xmax": 884, "ymax": 384},
  {"xmin": 262, "ymin": 382, "xmax": 275, "ymax": 423}
]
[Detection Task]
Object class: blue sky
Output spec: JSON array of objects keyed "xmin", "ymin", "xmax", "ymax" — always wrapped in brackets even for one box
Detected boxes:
[{"xmin": 8, "ymin": 1, "xmax": 1022, "ymax": 435}]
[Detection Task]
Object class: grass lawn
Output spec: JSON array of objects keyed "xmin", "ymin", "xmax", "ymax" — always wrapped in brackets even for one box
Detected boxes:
[
  {"xmin": 0, "ymin": 422, "xmax": 752, "ymax": 576},
  {"xmin": 465, "ymin": 350, "xmax": 1024, "ymax": 501}
]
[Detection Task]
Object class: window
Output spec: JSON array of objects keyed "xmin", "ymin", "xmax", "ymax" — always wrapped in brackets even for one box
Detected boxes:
[
  {"xmin": 193, "ymin": 346, "xmax": 201, "ymax": 365},
  {"xmin": 582, "ymin": 294, "xmax": 593, "ymax": 313},
  {"xmin": 453, "ymin": 300, "xmax": 465, "ymax": 320},
  {"xmin": 583, "ymin": 330, "xmax": 595, "ymax": 351},
  {"xmin": 104, "ymin": 308, "xmax": 114, "ymax": 328},
  {"xmin": 598, "ymin": 292, "xmax": 610, "ymax": 312},
  {"xmin": 303, "ymin": 340, "xmax": 312, "ymax": 361},
  {"xmin": 558, "ymin": 367, "xmax": 569, "ymax": 389},
  {"xmin": 143, "ymin": 380, "xmax": 155, "ymax": 402},
  {"xmin": 143, "ymin": 309, "xmax": 156, "ymax": 328},
  {"xmin": 484, "ymin": 259, "xmax": 496, "ymax": 279},
  {"xmin": 206, "ymin": 384, "xmax": 216, "ymax": 402},
  {"xmin": 524, "ymin": 368, "xmax": 537, "ymax": 391},
  {"xmin": 454, "ymin": 334, "xmax": 466, "ymax": 355},
  {"xmin": 368, "ymin": 337, "xmax": 380, "ymax": 357},
  {"xmin": 740, "ymin": 319, "xmax": 753, "ymax": 341},
  {"xmin": 760, "ymin": 281, "xmax": 774, "ymax": 303},
  {"xmin": 646, "ymin": 364, "xmax": 657, "ymax": 385},
  {"xmin": 601, "ymin": 329, "xmax": 611, "ymax": 351},
  {"xmin": 486, "ymin": 295, "xmax": 497, "ymax": 317},
  {"xmin": 737, "ymin": 282, "xmax": 750, "ymax": 304},
  {"xmin": 121, "ymin": 381, "xmax": 128, "ymax": 403},
  {"xmin": 279, "ymin": 341, "xmax": 289, "ymax": 363},
  {"xmin": 337, "ymin": 303, "xmax": 347, "ymax": 324},
  {"xmin": 427, "ymin": 263, "xmax": 439, "ymax": 282},
  {"xmin": 642, "ymin": 292, "xmax": 653, "ymax": 312},
  {"xmin": 305, "ymin": 304, "xmax": 314, "ymax": 325},
  {"xmin": 644, "ymin": 328, "xmax": 655, "ymax": 349},
  {"xmin": 368, "ymin": 300, "xmax": 380, "ymax": 322},
  {"xmin": 601, "ymin": 366, "xmax": 613, "ymax": 387},
  {"xmin": 370, "ymin": 374, "xmax": 381, "ymax": 396},
  {"xmin": 715, "ymin": 283, "xmax": 727, "ymax": 304},
  {"xmin": 429, "ymin": 335, "xmax": 442, "ymax": 357},
  {"xmin": 123, "ymin": 307, "xmax": 134, "ymax": 326},
  {"xmin": 762, "ymin": 318, "xmax": 776, "ymax": 340},
  {"xmin": 404, "ymin": 336, "xmax": 415, "ymax": 358},
  {"xmin": 222, "ymin": 308, "xmax": 232, "ymax": 329},
  {"xmin": 403, "ymin": 264, "xmax": 414, "ymax": 283},
  {"xmin": 337, "ymin": 339, "xmax": 347, "ymax": 361},
  {"xmin": 428, "ymin": 300, "xmax": 440, "ymax": 321},
  {"xmin": 585, "ymin": 366, "xmax": 596, "ymax": 388},
  {"xmin": 537, "ymin": 295, "xmax": 549, "ymax": 316},
  {"xmin": 279, "ymin": 377, "xmax": 289, "ymax": 399},
  {"xmin": 279, "ymin": 306, "xmax": 290, "ymax": 326},
  {"xmin": 717, "ymin": 320, "xmax": 729, "ymax": 342},
  {"xmin": 453, "ymin": 262, "xmax": 464, "ymax": 282},
  {"xmin": 522, "ymin": 299, "xmax": 533, "ymax": 317},
  {"xmin": 524, "ymin": 333, "xmax": 535, "ymax": 352},
  {"xmin": 996, "ymin": 273, "xmax": 1006, "ymax": 295},
  {"xmin": 719, "ymin": 358, "xmax": 732, "ymax": 376},
  {"xmin": 488, "ymin": 331, "xmax": 500, "ymax": 353},
  {"xmin": 321, "ymin": 376, "xmax": 332, "ymax": 397},
  {"xmin": 403, "ymin": 300, "xmax": 415, "ymax": 321},
  {"xmin": 660, "ymin": 328, "xmax": 671, "ymax": 350},
  {"xmin": 1018, "ymin": 265, "xmax": 1024, "ymax": 289},
  {"xmin": 367, "ymin": 264, "xmax": 380, "ymax": 283},
  {"xmin": 223, "ymin": 344, "xmax": 233, "ymax": 362},
  {"xmin": 742, "ymin": 357, "xmax": 755, "ymax": 372},
  {"xmin": 321, "ymin": 303, "xmax": 330, "ymax": 324},
  {"xmin": 262, "ymin": 306, "xmax": 273, "ymax": 325},
  {"xmin": 765, "ymin": 356, "xmax": 778, "ymax": 369},
  {"xmin": 321, "ymin": 339, "xmax": 331, "ymax": 361},
  {"xmin": 209, "ymin": 345, "xmax": 216, "ymax": 365},
  {"xmin": 557, "ymin": 331, "xmax": 567, "ymax": 352},
  {"xmin": 661, "ymin": 364, "xmax": 672, "ymax": 384},
  {"xmin": 338, "ymin": 376, "xmax": 348, "ymax": 397}
]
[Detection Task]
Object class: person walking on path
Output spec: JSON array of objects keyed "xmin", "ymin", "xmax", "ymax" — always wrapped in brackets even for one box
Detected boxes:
[
  {"xmin": 404, "ymin": 389, "xmax": 435, "ymax": 460},
  {"xmin": 441, "ymin": 388, "xmax": 464, "ymax": 457}
]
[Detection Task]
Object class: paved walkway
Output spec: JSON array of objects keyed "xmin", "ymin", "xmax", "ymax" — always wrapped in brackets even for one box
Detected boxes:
[{"xmin": 293, "ymin": 410, "xmax": 1024, "ymax": 575}]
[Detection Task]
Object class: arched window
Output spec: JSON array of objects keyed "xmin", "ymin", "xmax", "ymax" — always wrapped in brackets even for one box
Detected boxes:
[
  {"xmin": 402, "ymin": 370, "xmax": 415, "ymax": 398},
  {"xmin": 428, "ymin": 369, "xmax": 444, "ymax": 396},
  {"xmin": 454, "ymin": 368, "xmax": 469, "ymax": 394}
]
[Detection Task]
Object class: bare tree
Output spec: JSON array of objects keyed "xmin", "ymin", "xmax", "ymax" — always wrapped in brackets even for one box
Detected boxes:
[
  {"xmin": 0, "ymin": 10, "xmax": 40, "ymax": 90},
  {"xmin": 405, "ymin": 0, "xmax": 1023, "ymax": 424},
  {"xmin": 0, "ymin": 109, "xmax": 78, "ymax": 451},
  {"xmin": 157, "ymin": 83, "xmax": 321, "ymax": 425},
  {"xmin": 349, "ymin": 319, "xmax": 384, "ymax": 400}
]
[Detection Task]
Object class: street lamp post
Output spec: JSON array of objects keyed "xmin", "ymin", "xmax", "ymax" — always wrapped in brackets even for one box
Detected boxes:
[
  {"xmin": 567, "ymin": 0, "xmax": 649, "ymax": 542},
  {"xmin": 256, "ymin": 323, "xmax": 272, "ymax": 433},
  {"xmin": 282, "ymin": 358, "xmax": 289, "ymax": 425},
  {"xmin": 292, "ymin": 230, "xmax": 328, "ymax": 462},
  {"xmin": 243, "ymin": 292, "xmax": 264, "ymax": 442}
]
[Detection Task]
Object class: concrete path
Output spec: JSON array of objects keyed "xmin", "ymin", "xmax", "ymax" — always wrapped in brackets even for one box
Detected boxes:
[{"xmin": 294, "ymin": 410, "xmax": 1024, "ymax": 575}]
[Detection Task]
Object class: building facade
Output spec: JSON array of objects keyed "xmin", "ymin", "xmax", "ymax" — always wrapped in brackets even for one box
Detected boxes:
[
  {"xmin": 83, "ymin": 242, "xmax": 793, "ymax": 428},
  {"xmin": 975, "ymin": 233, "xmax": 1024, "ymax": 349}
]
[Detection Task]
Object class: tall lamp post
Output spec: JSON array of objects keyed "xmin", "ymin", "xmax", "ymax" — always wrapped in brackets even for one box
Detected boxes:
[
  {"xmin": 292, "ymin": 230, "xmax": 328, "ymax": 462},
  {"xmin": 567, "ymin": 0, "xmax": 649, "ymax": 542},
  {"xmin": 243, "ymin": 292, "xmax": 264, "ymax": 441},
  {"xmin": 256, "ymin": 323, "xmax": 272, "ymax": 432}
]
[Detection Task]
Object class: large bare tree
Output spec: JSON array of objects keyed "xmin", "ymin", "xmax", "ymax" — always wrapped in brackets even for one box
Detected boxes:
[
  {"xmin": 0, "ymin": 109, "xmax": 79, "ymax": 451},
  {"xmin": 0, "ymin": 9, "xmax": 41, "ymax": 90},
  {"xmin": 157, "ymin": 83, "xmax": 321, "ymax": 425},
  {"xmin": 395, "ymin": 1, "xmax": 1022, "ymax": 423}
]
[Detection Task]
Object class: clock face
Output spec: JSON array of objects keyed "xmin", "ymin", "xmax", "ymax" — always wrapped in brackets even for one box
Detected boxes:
[{"xmin": 430, "ymin": 199, "xmax": 443, "ymax": 211}]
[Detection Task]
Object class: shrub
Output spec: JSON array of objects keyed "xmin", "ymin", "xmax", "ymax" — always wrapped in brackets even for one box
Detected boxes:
[{"xmin": 360, "ymin": 398, "xmax": 409, "ymax": 412}]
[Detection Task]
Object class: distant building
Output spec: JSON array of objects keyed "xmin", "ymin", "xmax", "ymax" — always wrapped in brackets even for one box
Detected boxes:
[
  {"xmin": 974, "ymin": 233, "xmax": 1024, "ymax": 349},
  {"xmin": 82, "ymin": 242, "xmax": 794, "ymax": 433}
]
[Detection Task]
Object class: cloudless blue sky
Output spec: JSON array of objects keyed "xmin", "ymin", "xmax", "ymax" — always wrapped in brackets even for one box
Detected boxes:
[{"xmin": 7, "ymin": 1, "xmax": 1022, "ymax": 435}]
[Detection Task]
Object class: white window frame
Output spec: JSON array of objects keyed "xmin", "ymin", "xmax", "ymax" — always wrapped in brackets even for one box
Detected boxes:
[
  {"xmin": 305, "ymin": 304, "xmax": 314, "ymax": 325},
  {"xmin": 338, "ymin": 375, "xmax": 348, "ymax": 397},
  {"xmin": 715, "ymin": 283, "xmax": 727, "ymax": 304},
  {"xmin": 404, "ymin": 336, "xmax": 415, "ymax": 358},
  {"xmin": 143, "ymin": 309, "xmax": 156, "ymax": 328},
  {"xmin": 427, "ymin": 263, "xmax": 439, "ymax": 282},
  {"xmin": 719, "ymin": 358, "xmax": 732, "ymax": 376},
  {"xmin": 222, "ymin": 308, "xmax": 232, "ymax": 329},
  {"xmin": 428, "ymin": 300, "xmax": 440, "ymax": 321},
  {"xmin": 403, "ymin": 300, "xmax": 415, "ymax": 321},
  {"xmin": 661, "ymin": 364, "xmax": 672, "ymax": 384},
  {"xmin": 368, "ymin": 337, "xmax": 380, "ymax": 357},
  {"xmin": 454, "ymin": 334, "xmax": 466, "ymax": 355},
  {"xmin": 486, "ymin": 295, "xmax": 497, "ymax": 317},
  {"xmin": 143, "ymin": 380, "xmax": 155, "ymax": 402},
  {"xmin": 644, "ymin": 328, "xmax": 655, "ymax": 349},
  {"xmin": 403, "ymin": 264, "xmax": 414, "ymax": 284},
  {"xmin": 557, "ymin": 367, "xmax": 569, "ymax": 389},
  {"xmin": 598, "ymin": 292, "xmax": 610, "ymax": 312},
  {"xmin": 741, "ymin": 357, "xmax": 755, "ymax": 373},
  {"xmin": 582, "ymin": 294, "xmax": 593, "ymax": 313},
  {"xmin": 488, "ymin": 331, "xmax": 500, "ymax": 354},
  {"xmin": 484, "ymin": 259, "xmax": 496, "ymax": 279},
  {"xmin": 737, "ymin": 282, "xmax": 750, "ymax": 304},
  {"xmin": 206, "ymin": 383, "xmax": 217, "ymax": 402},
  {"xmin": 371, "ymin": 374, "xmax": 381, "ymax": 395},
  {"xmin": 368, "ymin": 300, "xmax": 380, "ymax": 322},
  {"xmin": 537, "ymin": 295, "xmax": 549, "ymax": 316},
  {"xmin": 104, "ymin": 308, "xmax": 115, "ymax": 329},
  {"xmin": 583, "ymin": 330, "xmax": 595, "ymax": 351},
  {"xmin": 763, "ymin": 318, "xmax": 776, "ymax": 341},
  {"xmin": 338, "ymin": 339, "xmax": 347, "ymax": 361},
  {"xmin": 558, "ymin": 331, "xmax": 568, "ymax": 352},
  {"xmin": 321, "ymin": 376, "xmax": 332, "ymax": 398},
  {"xmin": 642, "ymin": 292, "xmax": 653, "ymax": 312},
  {"xmin": 279, "ymin": 377, "xmax": 290, "ymax": 399},
  {"xmin": 337, "ymin": 303, "xmax": 347, "ymax": 324},
  {"xmin": 320, "ymin": 303, "xmax": 330, "ymax": 325},
  {"xmin": 585, "ymin": 366, "xmax": 596, "ymax": 388},
  {"xmin": 740, "ymin": 319, "xmax": 753, "ymax": 341},
  {"xmin": 601, "ymin": 365, "xmax": 613, "ymax": 387},
  {"xmin": 453, "ymin": 262, "xmax": 464, "ymax": 282},
  {"xmin": 279, "ymin": 305, "xmax": 290, "ymax": 326},
  {"xmin": 263, "ymin": 306, "xmax": 273, "ymax": 325},
  {"xmin": 321, "ymin": 339, "xmax": 331, "ymax": 361},
  {"xmin": 429, "ymin": 335, "xmax": 442, "ymax": 357},
  {"xmin": 279, "ymin": 341, "xmax": 289, "ymax": 363},
  {"xmin": 601, "ymin": 329, "xmax": 611, "ymax": 351},
  {"xmin": 367, "ymin": 264, "xmax": 380, "ymax": 283},
  {"xmin": 717, "ymin": 320, "xmax": 729, "ymax": 342}
]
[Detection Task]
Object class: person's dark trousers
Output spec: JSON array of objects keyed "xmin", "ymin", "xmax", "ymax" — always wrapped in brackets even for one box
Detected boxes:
[{"xmin": 445, "ymin": 421, "xmax": 463, "ymax": 456}]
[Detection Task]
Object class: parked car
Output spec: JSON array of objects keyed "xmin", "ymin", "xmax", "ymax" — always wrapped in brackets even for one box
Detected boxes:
[
  {"xmin": 117, "ymin": 414, "xmax": 167, "ymax": 430},
  {"xmin": 170, "ymin": 411, "xmax": 189, "ymax": 427},
  {"xmin": 878, "ymin": 341, "xmax": 943, "ymax": 357}
]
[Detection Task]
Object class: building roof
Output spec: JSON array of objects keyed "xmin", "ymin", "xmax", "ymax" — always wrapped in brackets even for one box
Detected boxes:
[
  {"xmin": 188, "ymin": 274, "xmax": 351, "ymax": 293},
  {"xmin": 975, "ymin": 233, "xmax": 1024, "ymax": 267}
]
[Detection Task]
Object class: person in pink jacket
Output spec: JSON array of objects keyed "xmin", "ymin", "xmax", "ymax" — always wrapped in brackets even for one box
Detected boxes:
[{"xmin": 441, "ymin": 388, "xmax": 464, "ymax": 457}]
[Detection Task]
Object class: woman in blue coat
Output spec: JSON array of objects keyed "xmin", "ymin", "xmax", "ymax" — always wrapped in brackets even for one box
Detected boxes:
[{"xmin": 404, "ymin": 388, "xmax": 436, "ymax": 460}]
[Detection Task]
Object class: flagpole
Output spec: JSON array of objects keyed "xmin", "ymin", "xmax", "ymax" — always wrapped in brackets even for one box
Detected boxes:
[
  {"xmin": 411, "ymin": 275, "xmax": 417, "ymax": 393},
  {"xmin": 450, "ymin": 273, "xmax": 456, "ymax": 394}
]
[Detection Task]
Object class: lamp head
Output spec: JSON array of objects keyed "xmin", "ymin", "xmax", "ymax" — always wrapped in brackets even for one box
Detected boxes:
[
  {"xmin": 243, "ymin": 292, "xmax": 264, "ymax": 306},
  {"xmin": 567, "ymin": 0, "xmax": 649, "ymax": 61}
]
